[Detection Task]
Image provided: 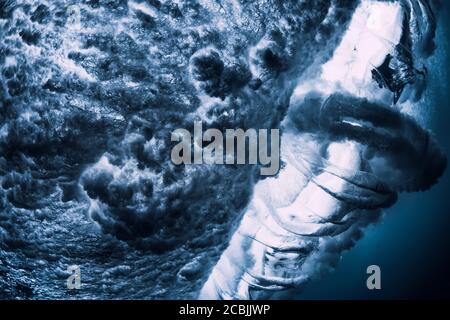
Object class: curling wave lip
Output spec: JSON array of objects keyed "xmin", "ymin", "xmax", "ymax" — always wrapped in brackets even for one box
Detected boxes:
[{"xmin": 317, "ymin": 93, "xmax": 447, "ymax": 192}]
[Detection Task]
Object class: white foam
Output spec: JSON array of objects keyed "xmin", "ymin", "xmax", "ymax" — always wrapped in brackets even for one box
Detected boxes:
[{"xmin": 321, "ymin": 0, "xmax": 404, "ymax": 96}]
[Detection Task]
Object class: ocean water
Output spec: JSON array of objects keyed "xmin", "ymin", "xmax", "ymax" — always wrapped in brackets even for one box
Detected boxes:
[
  {"xmin": 299, "ymin": 3, "xmax": 450, "ymax": 299},
  {"xmin": 1, "ymin": 0, "xmax": 448, "ymax": 300}
]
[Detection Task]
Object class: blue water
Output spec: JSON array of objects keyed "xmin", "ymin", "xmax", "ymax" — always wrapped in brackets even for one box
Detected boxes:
[{"xmin": 299, "ymin": 5, "xmax": 450, "ymax": 299}]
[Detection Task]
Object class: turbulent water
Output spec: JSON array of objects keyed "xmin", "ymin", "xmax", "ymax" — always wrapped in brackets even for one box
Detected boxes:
[{"xmin": 0, "ymin": 0, "xmax": 446, "ymax": 299}]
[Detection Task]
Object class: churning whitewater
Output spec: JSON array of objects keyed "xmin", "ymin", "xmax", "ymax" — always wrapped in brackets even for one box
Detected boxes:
[{"xmin": 0, "ymin": 0, "xmax": 446, "ymax": 299}]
